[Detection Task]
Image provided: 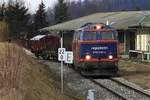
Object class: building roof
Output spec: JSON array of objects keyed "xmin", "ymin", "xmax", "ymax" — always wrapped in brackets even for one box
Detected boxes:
[
  {"xmin": 42, "ymin": 11, "xmax": 150, "ymax": 31},
  {"xmin": 30, "ymin": 35, "xmax": 46, "ymax": 40}
]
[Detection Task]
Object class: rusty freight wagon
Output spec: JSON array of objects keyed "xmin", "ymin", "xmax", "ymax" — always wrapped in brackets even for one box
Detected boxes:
[{"xmin": 30, "ymin": 34, "xmax": 60, "ymax": 60}]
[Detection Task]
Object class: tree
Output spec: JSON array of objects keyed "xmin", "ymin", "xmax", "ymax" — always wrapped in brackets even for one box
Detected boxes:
[
  {"xmin": 46, "ymin": 7, "xmax": 55, "ymax": 25},
  {"xmin": 54, "ymin": 0, "xmax": 68, "ymax": 24},
  {"xmin": 34, "ymin": 1, "xmax": 48, "ymax": 30},
  {"xmin": 0, "ymin": 3, "xmax": 5, "ymax": 21},
  {"xmin": 5, "ymin": 0, "xmax": 30, "ymax": 37},
  {"xmin": 0, "ymin": 21, "xmax": 9, "ymax": 41}
]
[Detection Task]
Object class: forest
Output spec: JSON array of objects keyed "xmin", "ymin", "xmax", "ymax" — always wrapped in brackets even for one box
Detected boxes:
[{"xmin": 0, "ymin": 0, "xmax": 150, "ymax": 38}]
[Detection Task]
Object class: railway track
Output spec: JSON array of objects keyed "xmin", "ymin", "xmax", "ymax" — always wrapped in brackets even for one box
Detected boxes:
[
  {"xmin": 91, "ymin": 78, "xmax": 150, "ymax": 100},
  {"xmin": 66, "ymin": 63, "xmax": 150, "ymax": 99},
  {"xmin": 91, "ymin": 79, "xmax": 127, "ymax": 100},
  {"xmin": 111, "ymin": 78, "xmax": 150, "ymax": 98},
  {"xmin": 37, "ymin": 59, "xmax": 150, "ymax": 99},
  {"xmin": 27, "ymin": 49, "xmax": 150, "ymax": 99}
]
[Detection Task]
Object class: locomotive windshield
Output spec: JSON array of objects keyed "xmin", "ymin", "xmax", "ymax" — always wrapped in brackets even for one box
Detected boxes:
[
  {"xmin": 100, "ymin": 31, "xmax": 115, "ymax": 40},
  {"xmin": 82, "ymin": 32, "xmax": 97, "ymax": 40},
  {"xmin": 81, "ymin": 31, "xmax": 117, "ymax": 40}
]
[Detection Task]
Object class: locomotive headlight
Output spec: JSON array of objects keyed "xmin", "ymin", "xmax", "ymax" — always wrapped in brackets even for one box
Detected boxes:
[
  {"xmin": 96, "ymin": 25, "xmax": 101, "ymax": 29},
  {"xmin": 108, "ymin": 55, "xmax": 113, "ymax": 59},
  {"xmin": 85, "ymin": 55, "xmax": 91, "ymax": 60}
]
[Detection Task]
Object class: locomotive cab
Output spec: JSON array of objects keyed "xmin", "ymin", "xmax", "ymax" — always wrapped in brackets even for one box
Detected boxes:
[{"xmin": 72, "ymin": 23, "xmax": 119, "ymax": 76}]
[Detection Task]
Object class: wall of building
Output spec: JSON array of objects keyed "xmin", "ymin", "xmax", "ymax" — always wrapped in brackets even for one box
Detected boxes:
[
  {"xmin": 118, "ymin": 30, "xmax": 136, "ymax": 55},
  {"xmin": 118, "ymin": 30, "xmax": 125, "ymax": 54},
  {"xmin": 135, "ymin": 29, "xmax": 150, "ymax": 51}
]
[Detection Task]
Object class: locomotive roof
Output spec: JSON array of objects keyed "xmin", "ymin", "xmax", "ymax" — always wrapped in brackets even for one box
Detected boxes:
[
  {"xmin": 41, "ymin": 10, "xmax": 150, "ymax": 31},
  {"xmin": 77, "ymin": 23, "xmax": 114, "ymax": 31}
]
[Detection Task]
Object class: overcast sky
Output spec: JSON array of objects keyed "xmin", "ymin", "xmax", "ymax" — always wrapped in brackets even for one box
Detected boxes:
[
  {"xmin": 1, "ymin": 0, "xmax": 80, "ymax": 13},
  {"xmin": 25, "ymin": 0, "xmax": 57, "ymax": 13}
]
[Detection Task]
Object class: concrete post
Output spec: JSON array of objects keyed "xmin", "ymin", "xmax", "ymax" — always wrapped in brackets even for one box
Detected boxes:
[{"xmin": 87, "ymin": 89, "xmax": 95, "ymax": 100}]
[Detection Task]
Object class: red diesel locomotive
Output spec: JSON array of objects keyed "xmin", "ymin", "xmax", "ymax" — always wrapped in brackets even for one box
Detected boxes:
[{"xmin": 72, "ymin": 23, "xmax": 119, "ymax": 76}]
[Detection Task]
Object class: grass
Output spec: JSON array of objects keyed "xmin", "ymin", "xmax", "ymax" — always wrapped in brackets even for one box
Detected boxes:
[
  {"xmin": 0, "ymin": 42, "xmax": 79, "ymax": 100},
  {"xmin": 119, "ymin": 60, "xmax": 150, "ymax": 89},
  {"xmin": 0, "ymin": 43, "xmax": 24, "ymax": 100},
  {"xmin": 22, "ymin": 52, "xmax": 80, "ymax": 100}
]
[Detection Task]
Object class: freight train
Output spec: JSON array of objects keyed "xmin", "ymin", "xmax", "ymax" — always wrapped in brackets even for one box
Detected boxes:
[{"xmin": 29, "ymin": 23, "xmax": 119, "ymax": 76}]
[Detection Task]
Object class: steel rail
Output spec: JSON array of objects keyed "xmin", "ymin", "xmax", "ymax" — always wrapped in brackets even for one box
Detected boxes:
[
  {"xmin": 90, "ymin": 79, "xmax": 127, "ymax": 100},
  {"xmin": 111, "ymin": 78, "xmax": 150, "ymax": 98}
]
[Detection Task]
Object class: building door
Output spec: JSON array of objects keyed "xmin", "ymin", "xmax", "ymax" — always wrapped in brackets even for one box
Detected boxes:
[
  {"xmin": 129, "ymin": 31, "xmax": 135, "ymax": 50},
  {"xmin": 125, "ymin": 30, "xmax": 135, "ymax": 54}
]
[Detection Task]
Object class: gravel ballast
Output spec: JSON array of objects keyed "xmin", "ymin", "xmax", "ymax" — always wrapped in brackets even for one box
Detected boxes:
[{"xmin": 38, "ymin": 60, "xmax": 150, "ymax": 100}]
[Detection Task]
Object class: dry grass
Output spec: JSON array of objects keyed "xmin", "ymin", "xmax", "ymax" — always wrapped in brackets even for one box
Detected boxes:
[
  {"xmin": 0, "ymin": 43, "xmax": 24, "ymax": 88},
  {"xmin": 0, "ymin": 88, "xmax": 22, "ymax": 100},
  {"xmin": 0, "ymin": 43, "xmax": 24, "ymax": 100},
  {"xmin": 22, "ymin": 54, "xmax": 76, "ymax": 100},
  {"xmin": 119, "ymin": 60, "xmax": 150, "ymax": 89},
  {"xmin": 0, "ymin": 43, "xmax": 78, "ymax": 100}
]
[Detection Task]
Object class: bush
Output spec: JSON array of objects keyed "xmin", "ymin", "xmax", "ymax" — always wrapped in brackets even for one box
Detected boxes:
[{"xmin": 0, "ymin": 21, "xmax": 9, "ymax": 41}]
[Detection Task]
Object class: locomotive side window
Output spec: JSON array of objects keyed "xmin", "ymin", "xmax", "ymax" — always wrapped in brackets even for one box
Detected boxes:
[
  {"xmin": 100, "ymin": 31, "xmax": 116, "ymax": 40},
  {"xmin": 82, "ymin": 32, "xmax": 97, "ymax": 40}
]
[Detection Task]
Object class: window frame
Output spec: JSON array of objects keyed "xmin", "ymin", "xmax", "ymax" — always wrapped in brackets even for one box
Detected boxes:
[
  {"xmin": 99, "ymin": 31, "xmax": 117, "ymax": 40},
  {"xmin": 80, "ymin": 31, "xmax": 97, "ymax": 40}
]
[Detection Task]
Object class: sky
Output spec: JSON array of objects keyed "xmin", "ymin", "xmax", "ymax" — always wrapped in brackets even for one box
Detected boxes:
[
  {"xmin": 1, "ymin": 0, "xmax": 80, "ymax": 13},
  {"xmin": 25, "ymin": 0, "xmax": 57, "ymax": 13}
]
